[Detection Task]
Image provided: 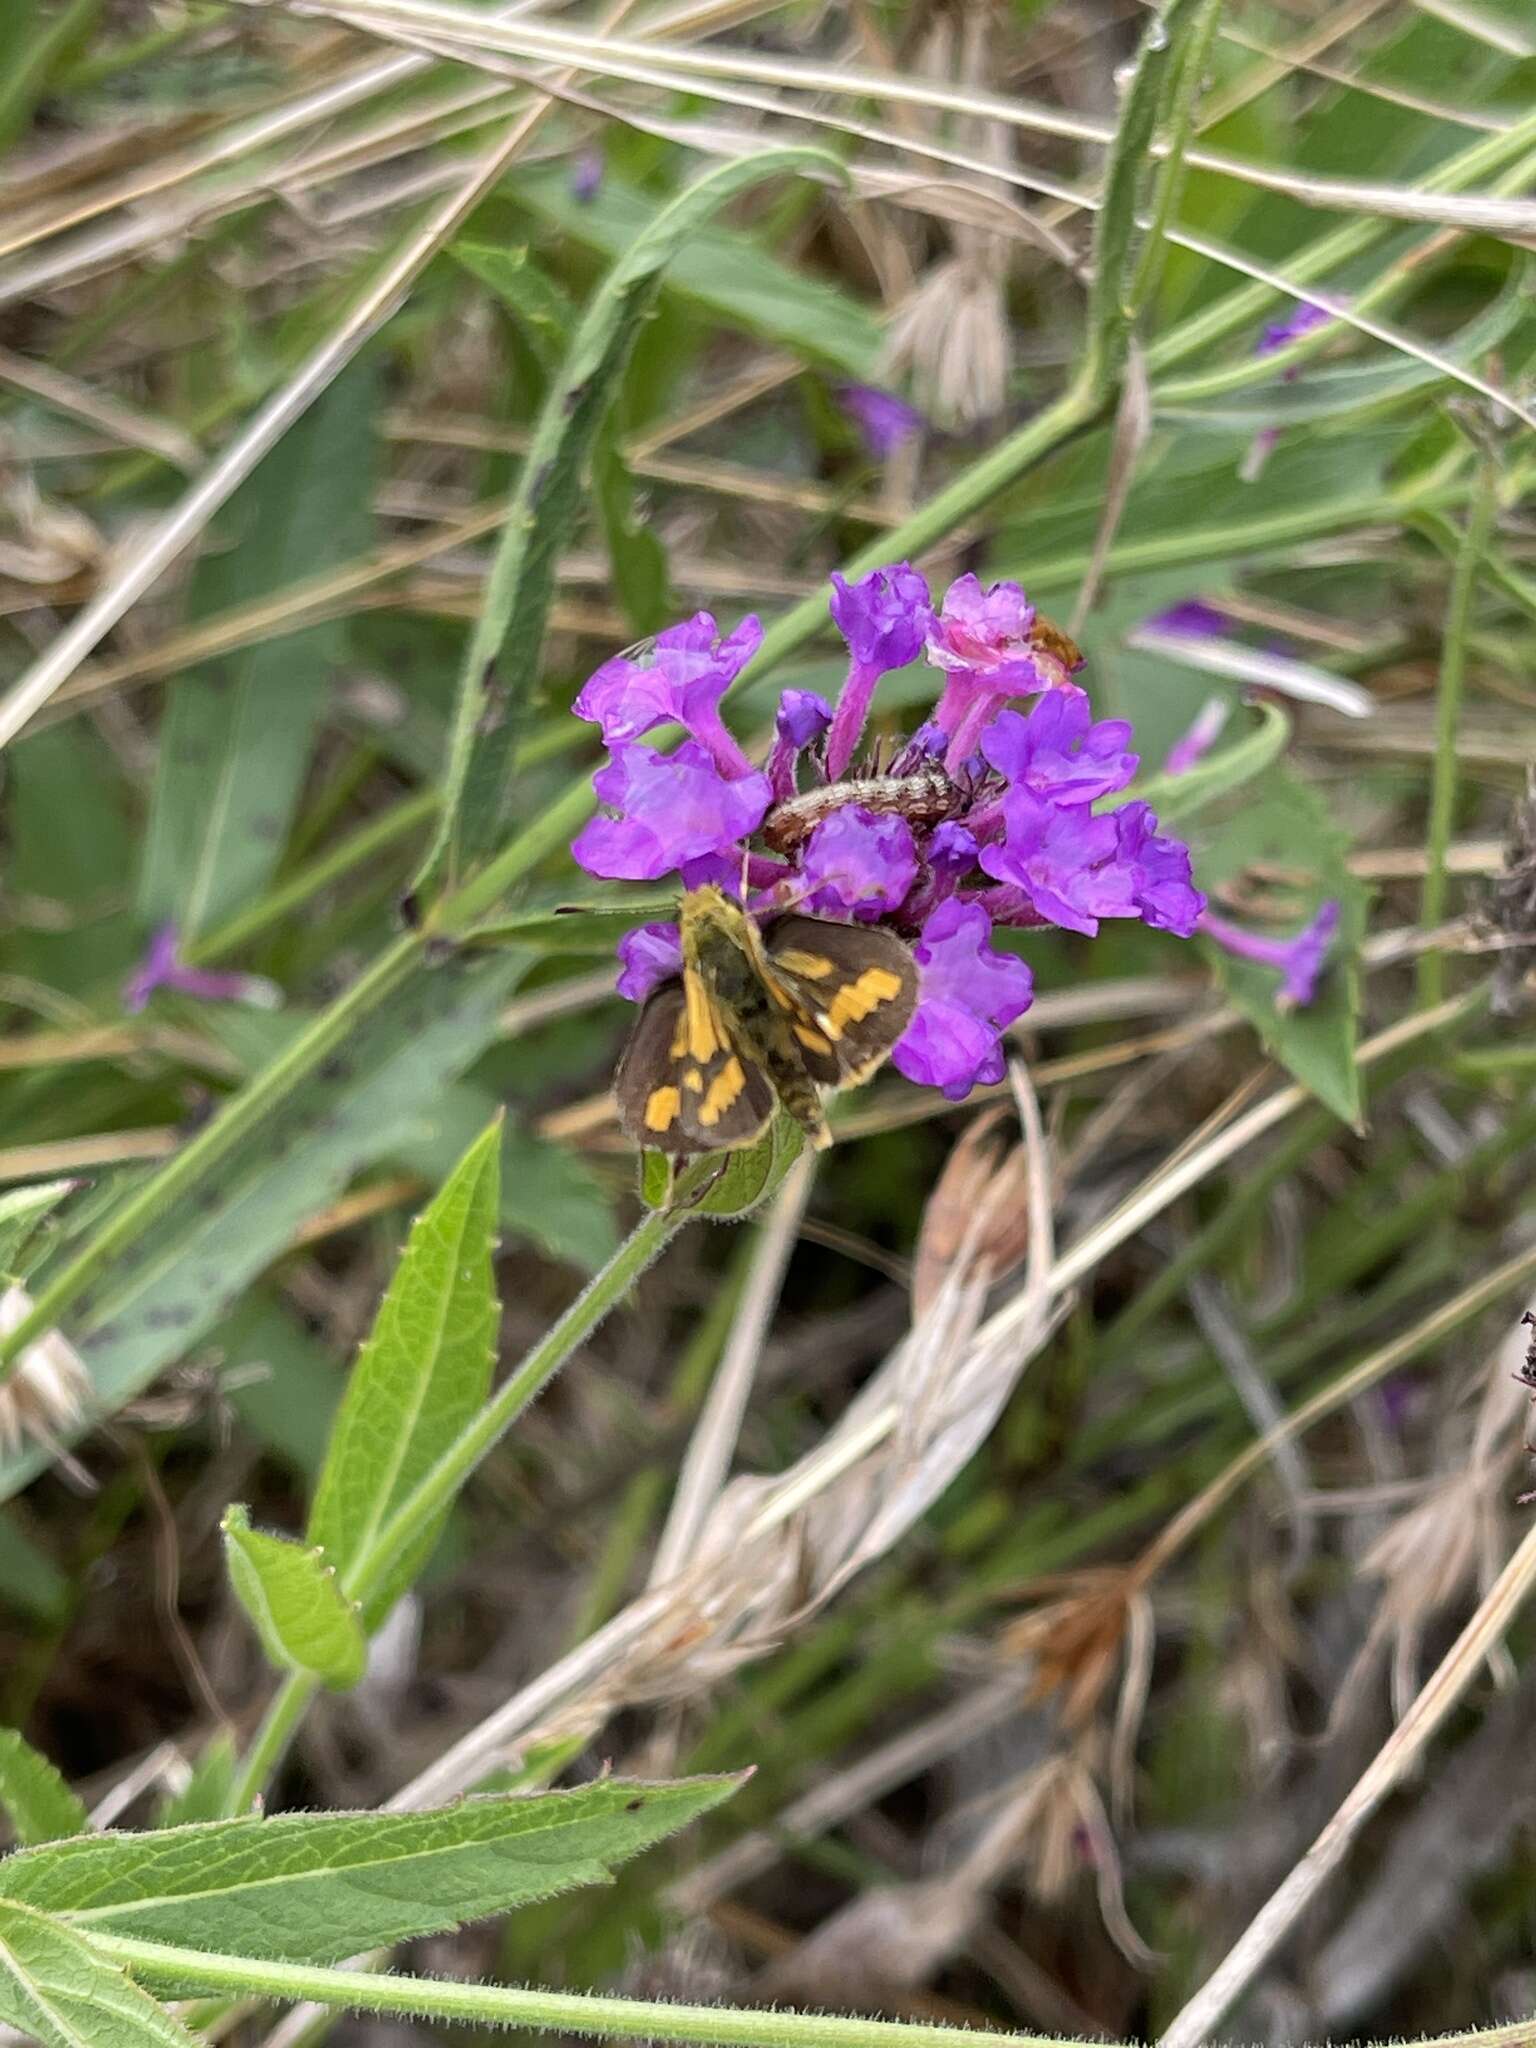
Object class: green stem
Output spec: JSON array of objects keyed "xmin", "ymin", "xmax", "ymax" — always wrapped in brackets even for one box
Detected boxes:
[
  {"xmin": 96, "ymin": 1934, "xmax": 1082, "ymax": 2048},
  {"xmin": 1419, "ymin": 460, "xmax": 1499, "ymax": 1006},
  {"xmin": 351, "ymin": 1204, "xmax": 681, "ymax": 1607},
  {"xmin": 1126, "ymin": 0, "xmax": 1225, "ymax": 320},
  {"xmin": 225, "ymin": 1672, "xmax": 317, "ymax": 1820}
]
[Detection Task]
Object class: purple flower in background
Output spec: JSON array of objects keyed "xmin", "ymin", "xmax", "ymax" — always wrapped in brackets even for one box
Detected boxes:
[
  {"xmin": 123, "ymin": 924, "xmax": 279, "ymax": 1015},
  {"xmin": 837, "ymin": 383, "xmax": 925, "ymax": 461},
  {"xmin": 825, "ymin": 563, "xmax": 935, "ymax": 778},
  {"xmin": 573, "ymin": 611, "xmax": 762, "ymax": 779},
  {"xmin": 1257, "ymin": 300, "xmax": 1333, "ymax": 357},
  {"xmin": 571, "ymin": 562, "xmax": 1211, "ymax": 1108},
  {"xmin": 893, "ymin": 899, "xmax": 1035, "ymax": 1100},
  {"xmin": 981, "ymin": 693, "xmax": 1138, "ymax": 807},
  {"xmin": 1142, "ymin": 598, "xmax": 1229, "ymax": 641},
  {"xmin": 616, "ymin": 921, "xmax": 683, "ymax": 1003},
  {"xmin": 572, "ymin": 740, "xmax": 771, "ymax": 881},
  {"xmin": 1201, "ymin": 899, "xmax": 1341, "ymax": 1007},
  {"xmin": 1162, "ymin": 696, "xmax": 1230, "ymax": 776},
  {"xmin": 800, "ymin": 807, "xmax": 919, "ymax": 921},
  {"xmin": 766, "ymin": 688, "xmax": 832, "ymax": 801},
  {"xmin": 571, "ymin": 147, "xmax": 604, "ymax": 204}
]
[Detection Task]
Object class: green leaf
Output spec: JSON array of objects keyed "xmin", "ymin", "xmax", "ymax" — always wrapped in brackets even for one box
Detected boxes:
[
  {"xmin": 451, "ymin": 241, "xmax": 573, "ymax": 371},
  {"xmin": 0, "ymin": 1902, "xmax": 199, "ymax": 2048},
  {"xmin": 0, "ymin": 1513, "xmax": 69, "ymax": 1624},
  {"xmin": 0, "ymin": 1181, "xmax": 77, "ymax": 1283},
  {"xmin": 0, "ymin": 1730, "xmax": 88, "ymax": 1847},
  {"xmin": 138, "ymin": 357, "xmax": 377, "ymax": 940},
  {"xmin": 307, "ymin": 1119, "xmax": 501, "ymax": 1624},
  {"xmin": 1119, "ymin": 699, "xmax": 1291, "ymax": 823},
  {"xmin": 419, "ymin": 147, "xmax": 845, "ymax": 896},
  {"xmin": 0, "ymin": 949, "xmax": 529, "ymax": 1509},
  {"xmin": 645, "ymin": 1112, "xmax": 806, "ymax": 1223},
  {"xmin": 1197, "ymin": 770, "xmax": 1368, "ymax": 1125},
  {"xmin": 594, "ymin": 424, "xmax": 670, "ymax": 636},
  {"xmin": 510, "ymin": 167, "xmax": 881, "ymax": 376},
  {"xmin": 221, "ymin": 1506, "xmax": 366, "ymax": 1691},
  {"xmin": 0, "ymin": 1778, "xmax": 743, "ymax": 1964}
]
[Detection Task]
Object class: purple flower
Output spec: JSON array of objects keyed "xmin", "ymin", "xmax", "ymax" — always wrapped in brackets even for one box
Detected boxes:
[
  {"xmin": 616, "ymin": 921, "xmax": 682, "ymax": 1003},
  {"xmin": 892, "ymin": 899, "xmax": 1034, "ymax": 1101},
  {"xmin": 122, "ymin": 924, "xmax": 279, "ymax": 1014},
  {"xmin": 1201, "ymin": 898, "xmax": 1340, "ymax": 1006},
  {"xmin": 767, "ymin": 688, "xmax": 832, "ymax": 801},
  {"xmin": 1142, "ymin": 599, "xmax": 1228, "ymax": 640},
  {"xmin": 572, "ymin": 740, "xmax": 771, "ymax": 881},
  {"xmin": 572, "ymin": 612, "xmax": 762, "ymax": 779},
  {"xmin": 981, "ymin": 693, "xmax": 1138, "ymax": 807},
  {"xmin": 1162, "ymin": 696, "xmax": 1230, "ymax": 776},
  {"xmin": 800, "ymin": 806, "xmax": 918, "ymax": 921},
  {"xmin": 837, "ymin": 383, "xmax": 925, "ymax": 461},
  {"xmin": 1257, "ymin": 300, "xmax": 1332, "ymax": 357},
  {"xmin": 926, "ymin": 575, "xmax": 1039, "ymax": 682},
  {"xmin": 824, "ymin": 564, "xmax": 935, "ymax": 778},
  {"xmin": 928, "ymin": 821, "xmax": 979, "ymax": 878},
  {"xmin": 979, "ymin": 792, "xmax": 1203, "ymax": 938},
  {"xmin": 571, "ymin": 146, "xmax": 604, "ymax": 203}
]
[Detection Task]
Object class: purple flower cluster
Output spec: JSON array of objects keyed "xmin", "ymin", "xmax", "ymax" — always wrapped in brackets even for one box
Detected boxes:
[{"xmin": 574, "ymin": 565, "xmax": 1211, "ymax": 1102}]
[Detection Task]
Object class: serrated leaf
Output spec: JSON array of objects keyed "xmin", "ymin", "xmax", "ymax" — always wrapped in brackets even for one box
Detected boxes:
[
  {"xmin": 0, "ymin": 1729, "xmax": 88, "ymax": 1847},
  {"xmin": 307, "ymin": 1119, "xmax": 501, "ymax": 1623},
  {"xmin": 221, "ymin": 1506, "xmax": 365, "ymax": 1690},
  {"xmin": 420, "ymin": 146, "xmax": 844, "ymax": 895},
  {"xmin": 138, "ymin": 358, "xmax": 376, "ymax": 940},
  {"xmin": 1119, "ymin": 700, "xmax": 1291, "ymax": 823},
  {"xmin": 646, "ymin": 1112, "xmax": 806, "ymax": 1222},
  {"xmin": 1197, "ymin": 770, "xmax": 1367, "ymax": 1125},
  {"xmin": 0, "ymin": 1901, "xmax": 199, "ymax": 2048},
  {"xmin": 0, "ymin": 1181, "xmax": 77, "ymax": 1283},
  {"xmin": 0, "ymin": 1777, "xmax": 743, "ymax": 1964}
]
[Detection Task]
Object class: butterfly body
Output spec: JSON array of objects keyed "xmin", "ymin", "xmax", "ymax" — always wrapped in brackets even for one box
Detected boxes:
[{"xmin": 615, "ymin": 886, "xmax": 918, "ymax": 1155}]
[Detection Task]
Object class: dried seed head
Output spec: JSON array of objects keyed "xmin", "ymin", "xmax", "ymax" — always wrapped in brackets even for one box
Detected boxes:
[
  {"xmin": 913, "ymin": 1107, "xmax": 1036, "ymax": 1319},
  {"xmin": 1000, "ymin": 1568, "xmax": 1141, "ymax": 1729},
  {"xmin": 884, "ymin": 249, "xmax": 1012, "ymax": 430},
  {"xmin": 0, "ymin": 1284, "xmax": 90, "ymax": 1460}
]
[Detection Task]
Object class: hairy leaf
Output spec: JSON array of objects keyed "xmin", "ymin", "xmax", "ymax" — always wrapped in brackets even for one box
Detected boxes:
[
  {"xmin": 221, "ymin": 1506, "xmax": 366, "ymax": 1690},
  {"xmin": 0, "ymin": 1730, "xmax": 88, "ymax": 1847},
  {"xmin": 0, "ymin": 1902, "xmax": 198, "ymax": 2048},
  {"xmin": 308, "ymin": 1119, "xmax": 501, "ymax": 1622},
  {"xmin": 0, "ymin": 1778, "xmax": 743, "ymax": 1964}
]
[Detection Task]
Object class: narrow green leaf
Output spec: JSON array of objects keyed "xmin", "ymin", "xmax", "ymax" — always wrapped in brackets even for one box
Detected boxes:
[
  {"xmin": 0, "ymin": 949, "xmax": 529, "ymax": 1509},
  {"xmin": 1119, "ymin": 700, "xmax": 1291, "ymax": 823},
  {"xmin": 0, "ymin": 1777, "xmax": 743, "ymax": 1964},
  {"xmin": 451, "ymin": 241, "xmax": 573, "ymax": 371},
  {"xmin": 1197, "ymin": 770, "xmax": 1368, "ymax": 1125},
  {"xmin": 138, "ymin": 357, "xmax": 376, "ymax": 941},
  {"xmin": 0, "ymin": 1901, "xmax": 199, "ymax": 2048},
  {"xmin": 419, "ymin": 147, "xmax": 844, "ymax": 896},
  {"xmin": 221, "ymin": 1506, "xmax": 366, "ymax": 1691},
  {"xmin": 307, "ymin": 1119, "xmax": 501, "ymax": 1623},
  {"xmin": 0, "ymin": 1181, "xmax": 77, "ymax": 1282},
  {"xmin": 0, "ymin": 1730, "xmax": 88, "ymax": 1847},
  {"xmin": 510, "ymin": 166, "xmax": 881, "ymax": 376},
  {"xmin": 595, "ymin": 424, "xmax": 670, "ymax": 636}
]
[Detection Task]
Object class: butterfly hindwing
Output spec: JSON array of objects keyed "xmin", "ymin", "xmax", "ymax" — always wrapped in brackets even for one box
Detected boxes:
[
  {"xmin": 762, "ymin": 915, "xmax": 919, "ymax": 1088},
  {"xmin": 614, "ymin": 980, "xmax": 776, "ymax": 1155}
]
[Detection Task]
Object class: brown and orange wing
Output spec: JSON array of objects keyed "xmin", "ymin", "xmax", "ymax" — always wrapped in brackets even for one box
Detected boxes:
[
  {"xmin": 761, "ymin": 915, "xmax": 918, "ymax": 1090},
  {"xmin": 614, "ymin": 978, "xmax": 777, "ymax": 1154}
]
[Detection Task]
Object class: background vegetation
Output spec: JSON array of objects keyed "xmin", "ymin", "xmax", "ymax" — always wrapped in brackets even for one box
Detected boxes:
[{"xmin": 1, "ymin": 0, "xmax": 1535, "ymax": 2043}]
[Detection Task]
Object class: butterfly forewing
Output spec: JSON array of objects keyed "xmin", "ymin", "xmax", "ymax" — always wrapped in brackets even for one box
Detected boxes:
[
  {"xmin": 762, "ymin": 915, "xmax": 919, "ymax": 1088},
  {"xmin": 614, "ymin": 981, "xmax": 777, "ymax": 1154}
]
